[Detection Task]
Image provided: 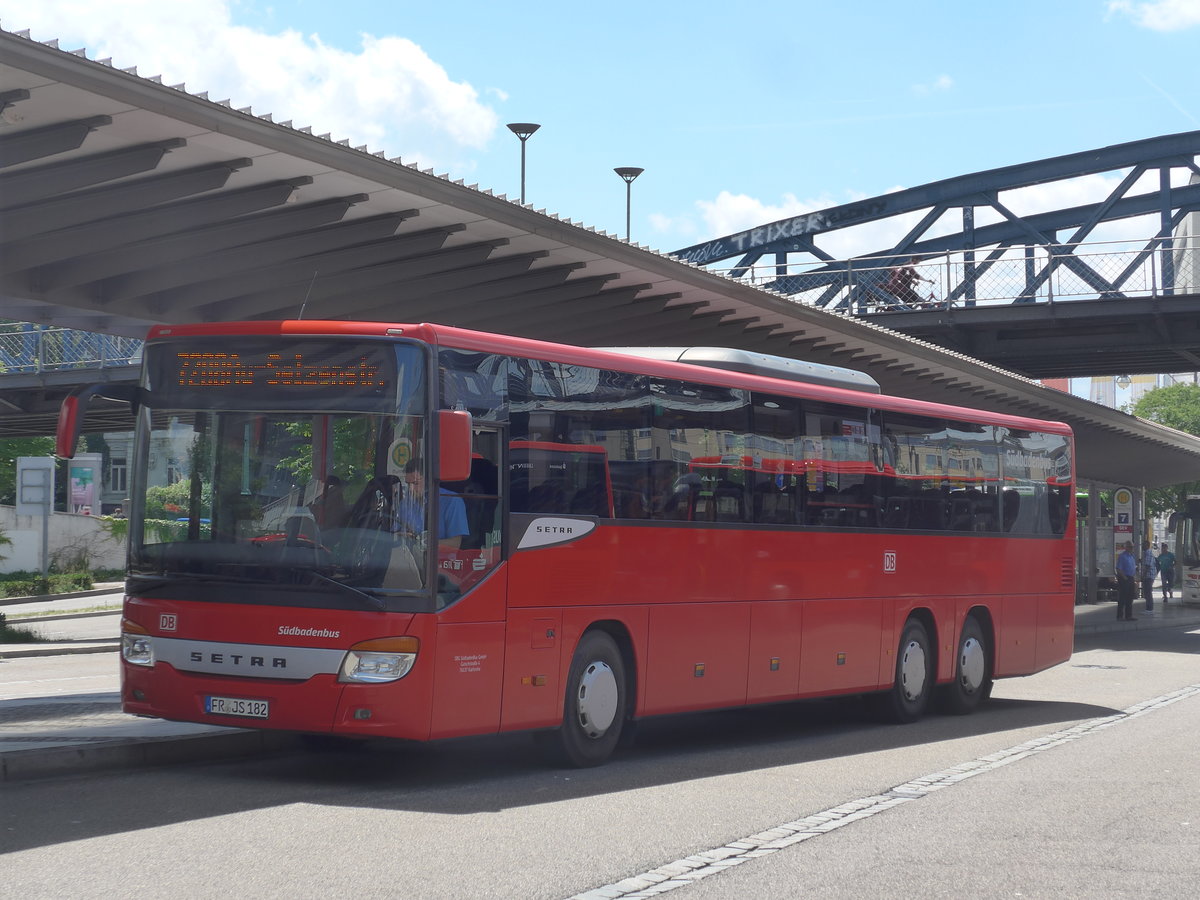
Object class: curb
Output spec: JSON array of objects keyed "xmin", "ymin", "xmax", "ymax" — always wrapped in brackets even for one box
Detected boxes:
[
  {"xmin": 1, "ymin": 729, "xmax": 302, "ymax": 782},
  {"xmin": 5, "ymin": 609, "xmax": 121, "ymax": 623},
  {"xmin": 1074, "ymin": 613, "xmax": 1200, "ymax": 635},
  {"xmin": 0, "ymin": 642, "xmax": 118, "ymax": 659},
  {"xmin": 0, "ymin": 584, "xmax": 125, "ymax": 607}
]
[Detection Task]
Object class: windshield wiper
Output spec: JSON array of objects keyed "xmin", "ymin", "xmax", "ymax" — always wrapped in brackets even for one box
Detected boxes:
[{"xmin": 304, "ymin": 571, "xmax": 387, "ymax": 611}]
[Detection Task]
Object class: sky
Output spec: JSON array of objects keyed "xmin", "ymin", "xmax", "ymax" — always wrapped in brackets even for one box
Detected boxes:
[{"xmin": 2, "ymin": 0, "xmax": 1200, "ymax": 259}]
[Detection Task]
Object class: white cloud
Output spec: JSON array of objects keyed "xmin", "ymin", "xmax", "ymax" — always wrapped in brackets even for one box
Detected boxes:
[
  {"xmin": 0, "ymin": 0, "xmax": 501, "ymax": 168},
  {"xmin": 694, "ymin": 190, "xmax": 829, "ymax": 240},
  {"xmin": 1107, "ymin": 0, "xmax": 1200, "ymax": 30},
  {"xmin": 913, "ymin": 74, "xmax": 954, "ymax": 95}
]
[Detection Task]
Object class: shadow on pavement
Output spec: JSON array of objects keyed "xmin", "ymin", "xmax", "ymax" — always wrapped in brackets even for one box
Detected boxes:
[{"xmin": 0, "ymin": 692, "xmax": 1121, "ymax": 855}]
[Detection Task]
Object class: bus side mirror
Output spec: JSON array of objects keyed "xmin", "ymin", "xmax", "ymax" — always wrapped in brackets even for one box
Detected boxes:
[
  {"xmin": 437, "ymin": 409, "xmax": 473, "ymax": 483},
  {"xmin": 57, "ymin": 383, "xmax": 142, "ymax": 459},
  {"xmin": 1167, "ymin": 513, "xmax": 1179, "ymax": 531}
]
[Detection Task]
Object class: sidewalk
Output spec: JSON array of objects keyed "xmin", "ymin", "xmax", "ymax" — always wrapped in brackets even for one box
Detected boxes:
[
  {"xmin": 2, "ymin": 589, "xmax": 300, "ymax": 781},
  {"xmin": 3, "ymin": 594, "xmax": 1200, "ymax": 783}
]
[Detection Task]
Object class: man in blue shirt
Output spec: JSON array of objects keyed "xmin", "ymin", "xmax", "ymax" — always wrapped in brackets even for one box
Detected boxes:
[
  {"xmin": 400, "ymin": 460, "xmax": 469, "ymax": 550},
  {"xmin": 1115, "ymin": 541, "xmax": 1138, "ymax": 622}
]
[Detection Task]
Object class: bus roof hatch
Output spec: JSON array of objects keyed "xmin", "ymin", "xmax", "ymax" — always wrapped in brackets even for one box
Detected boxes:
[{"xmin": 599, "ymin": 346, "xmax": 881, "ymax": 394}]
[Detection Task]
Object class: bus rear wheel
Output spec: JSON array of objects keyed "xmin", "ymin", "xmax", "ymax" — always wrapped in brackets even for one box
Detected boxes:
[
  {"xmin": 541, "ymin": 630, "xmax": 627, "ymax": 768},
  {"xmin": 876, "ymin": 618, "xmax": 933, "ymax": 723},
  {"xmin": 940, "ymin": 614, "xmax": 992, "ymax": 715}
]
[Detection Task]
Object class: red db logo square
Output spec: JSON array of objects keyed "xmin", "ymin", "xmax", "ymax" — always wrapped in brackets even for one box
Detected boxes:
[
  {"xmin": 883, "ymin": 552, "xmax": 897, "ymax": 573},
  {"xmin": 160, "ymin": 614, "xmax": 177, "ymax": 632}
]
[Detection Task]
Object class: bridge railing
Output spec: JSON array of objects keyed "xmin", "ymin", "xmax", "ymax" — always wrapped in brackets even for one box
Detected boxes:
[
  {"xmin": 718, "ymin": 236, "xmax": 1200, "ymax": 313},
  {"xmin": 0, "ymin": 323, "xmax": 143, "ymax": 374}
]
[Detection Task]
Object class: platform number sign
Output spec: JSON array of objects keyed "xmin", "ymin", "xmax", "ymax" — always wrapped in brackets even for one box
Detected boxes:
[{"xmin": 883, "ymin": 551, "xmax": 897, "ymax": 573}]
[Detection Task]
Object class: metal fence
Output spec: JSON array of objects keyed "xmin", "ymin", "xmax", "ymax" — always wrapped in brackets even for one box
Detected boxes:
[
  {"xmin": 0, "ymin": 324, "xmax": 143, "ymax": 374},
  {"xmin": 718, "ymin": 237, "xmax": 1200, "ymax": 313}
]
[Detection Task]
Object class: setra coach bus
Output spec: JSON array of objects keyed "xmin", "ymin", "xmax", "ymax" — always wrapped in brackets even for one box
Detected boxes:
[{"xmin": 57, "ymin": 321, "xmax": 1076, "ymax": 766}]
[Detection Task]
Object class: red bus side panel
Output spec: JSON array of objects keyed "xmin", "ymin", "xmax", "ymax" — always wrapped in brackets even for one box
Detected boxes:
[
  {"xmin": 996, "ymin": 595, "xmax": 1039, "ymax": 676},
  {"xmin": 746, "ymin": 601, "xmax": 804, "ymax": 702},
  {"xmin": 1036, "ymin": 594, "xmax": 1075, "ymax": 672},
  {"xmin": 798, "ymin": 598, "xmax": 886, "ymax": 696},
  {"xmin": 643, "ymin": 602, "xmax": 751, "ymax": 715},
  {"xmin": 499, "ymin": 608, "xmax": 564, "ymax": 731},
  {"xmin": 429, "ymin": 621, "xmax": 506, "ymax": 739}
]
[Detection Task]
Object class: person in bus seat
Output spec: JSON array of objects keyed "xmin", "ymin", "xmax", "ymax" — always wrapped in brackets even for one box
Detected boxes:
[
  {"xmin": 309, "ymin": 475, "xmax": 348, "ymax": 529},
  {"xmin": 444, "ymin": 457, "xmax": 498, "ymax": 550},
  {"xmin": 525, "ymin": 482, "xmax": 568, "ymax": 514},
  {"xmin": 664, "ymin": 473, "xmax": 701, "ymax": 521},
  {"xmin": 399, "ymin": 460, "xmax": 469, "ymax": 549},
  {"xmin": 570, "ymin": 483, "xmax": 609, "ymax": 518}
]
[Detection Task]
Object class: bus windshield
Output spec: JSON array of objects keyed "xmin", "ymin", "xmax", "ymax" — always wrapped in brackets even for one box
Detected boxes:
[{"xmin": 129, "ymin": 338, "xmax": 431, "ymax": 609}]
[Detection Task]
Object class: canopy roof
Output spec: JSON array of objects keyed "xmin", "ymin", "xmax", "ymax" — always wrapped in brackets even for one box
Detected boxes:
[{"xmin": 2, "ymin": 28, "xmax": 1199, "ymax": 488}]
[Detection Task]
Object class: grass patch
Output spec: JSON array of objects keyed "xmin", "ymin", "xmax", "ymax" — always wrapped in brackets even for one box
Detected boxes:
[
  {"xmin": 0, "ymin": 569, "xmax": 116, "ymax": 598},
  {"xmin": 0, "ymin": 612, "xmax": 47, "ymax": 644}
]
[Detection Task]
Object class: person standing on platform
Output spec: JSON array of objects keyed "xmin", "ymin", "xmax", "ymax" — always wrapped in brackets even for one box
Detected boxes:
[
  {"xmin": 1157, "ymin": 542, "xmax": 1176, "ymax": 603},
  {"xmin": 1140, "ymin": 541, "xmax": 1158, "ymax": 613},
  {"xmin": 1115, "ymin": 541, "xmax": 1138, "ymax": 621}
]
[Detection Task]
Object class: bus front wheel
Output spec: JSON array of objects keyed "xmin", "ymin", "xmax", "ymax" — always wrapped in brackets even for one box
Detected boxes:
[
  {"xmin": 940, "ymin": 614, "xmax": 992, "ymax": 715},
  {"xmin": 876, "ymin": 618, "xmax": 933, "ymax": 723},
  {"xmin": 541, "ymin": 630, "xmax": 627, "ymax": 767}
]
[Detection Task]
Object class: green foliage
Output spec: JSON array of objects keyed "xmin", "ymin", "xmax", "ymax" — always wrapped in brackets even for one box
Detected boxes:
[
  {"xmin": 98, "ymin": 515, "xmax": 129, "ymax": 540},
  {"xmin": 0, "ymin": 569, "xmax": 93, "ymax": 598},
  {"xmin": 1134, "ymin": 382, "xmax": 1200, "ymax": 433},
  {"xmin": 277, "ymin": 417, "xmax": 378, "ymax": 486},
  {"xmin": 1133, "ymin": 383, "xmax": 1200, "ymax": 516},
  {"xmin": 144, "ymin": 480, "xmax": 203, "ymax": 519}
]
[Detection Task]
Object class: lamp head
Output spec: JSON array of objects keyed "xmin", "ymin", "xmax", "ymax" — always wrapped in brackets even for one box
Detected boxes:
[
  {"xmin": 614, "ymin": 166, "xmax": 645, "ymax": 183},
  {"xmin": 507, "ymin": 123, "xmax": 541, "ymax": 141}
]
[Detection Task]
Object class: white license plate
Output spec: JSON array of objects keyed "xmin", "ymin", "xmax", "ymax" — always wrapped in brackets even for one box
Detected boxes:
[{"xmin": 205, "ymin": 695, "xmax": 269, "ymax": 719}]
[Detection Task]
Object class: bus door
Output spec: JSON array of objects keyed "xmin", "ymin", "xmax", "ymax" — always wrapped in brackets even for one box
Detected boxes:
[{"xmin": 438, "ymin": 425, "xmax": 505, "ymax": 602}]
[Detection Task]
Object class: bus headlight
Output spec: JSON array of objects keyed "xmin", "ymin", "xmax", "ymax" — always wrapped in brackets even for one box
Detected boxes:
[
  {"xmin": 339, "ymin": 637, "xmax": 419, "ymax": 683},
  {"xmin": 121, "ymin": 620, "xmax": 155, "ymax": 667}
]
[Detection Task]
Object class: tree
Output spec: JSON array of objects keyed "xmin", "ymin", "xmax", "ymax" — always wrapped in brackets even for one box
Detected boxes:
[{"xmin": 1132, "ymin": 382, "xmax": 1200, "ymax": 516}]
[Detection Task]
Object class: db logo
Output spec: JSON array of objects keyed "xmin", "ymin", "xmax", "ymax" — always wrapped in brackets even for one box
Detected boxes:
[
  {"xmin": 160, "ymin": 614, "xmax": 178, "ymax": 632},
  {"xmin": 883, "ymin": 552, "xmax": 897, "ymax": 573}
]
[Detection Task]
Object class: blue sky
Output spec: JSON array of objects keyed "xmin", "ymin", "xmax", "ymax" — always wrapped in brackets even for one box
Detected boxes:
[{"xmin": 2, "ymin": 0, "xmax": 1199, "ymax": 256}]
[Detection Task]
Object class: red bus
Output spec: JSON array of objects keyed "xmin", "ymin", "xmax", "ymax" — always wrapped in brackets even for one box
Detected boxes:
[{"xmin": 58, "ymin": 321, "xmax": 1076, "ymax": 766}]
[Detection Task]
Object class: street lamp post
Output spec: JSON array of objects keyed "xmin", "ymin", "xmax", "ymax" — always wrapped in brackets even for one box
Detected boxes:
[
  {"xmin": 506, "ymin": 123, "xmax": 540, "ymax": 205},
  {"xmin": 614, "ymin": 167, "xmax": 644, "ymax": 240}
]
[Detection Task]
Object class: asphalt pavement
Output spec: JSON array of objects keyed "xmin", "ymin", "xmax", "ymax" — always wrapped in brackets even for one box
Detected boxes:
[{"xmin": 3, "ymin": 585, "xmax": 1200, "ymax": 782}]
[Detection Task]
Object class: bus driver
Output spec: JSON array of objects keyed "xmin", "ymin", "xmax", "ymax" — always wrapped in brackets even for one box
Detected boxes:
[{"xmin": 398, "ymin": 459, "xmax": 469, "ymax": 549}]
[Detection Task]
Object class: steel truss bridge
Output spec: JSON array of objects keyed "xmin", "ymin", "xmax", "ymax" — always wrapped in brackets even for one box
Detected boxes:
[{"xmin": 672, "ymin": 132, "xmax": 1200, "ymax": 378}]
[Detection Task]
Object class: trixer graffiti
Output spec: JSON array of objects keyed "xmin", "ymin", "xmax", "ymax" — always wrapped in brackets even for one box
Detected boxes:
[{"xmin": 673, "ymin": 199, "xmax": 889, "ymax": 266}]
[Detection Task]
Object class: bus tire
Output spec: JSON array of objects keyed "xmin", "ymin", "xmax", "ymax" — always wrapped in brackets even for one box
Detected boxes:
[
  {"xmin": 876, "ymin": 618, "xmax": 933, "ymax": 723},
  {"xmin": 544, "ymin": 630, "xmax": 627, "ymax": 768},
  {"xmin": 940, "ymin": 614, "xmax": 992, "ymax": 715}
]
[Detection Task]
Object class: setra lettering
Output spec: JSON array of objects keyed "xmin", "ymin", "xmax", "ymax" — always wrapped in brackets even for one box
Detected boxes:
[
  {"xmin": 535, "ymin": 525, "xmax": 574, "ymax": 534},
  {"xmin": 188, "ymin": 650, "xmax": 284, "ymax": 668}
]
